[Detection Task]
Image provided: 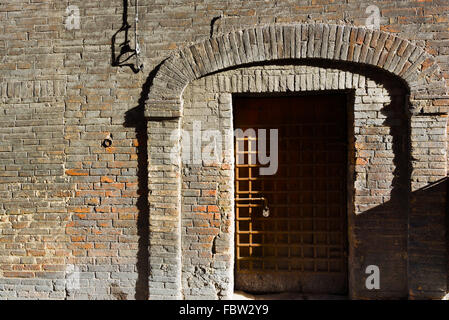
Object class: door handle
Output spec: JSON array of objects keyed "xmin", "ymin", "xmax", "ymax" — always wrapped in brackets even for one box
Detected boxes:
[{"xmin": 235, "ymin": 197, "xmax": 270, "ymax": 217}]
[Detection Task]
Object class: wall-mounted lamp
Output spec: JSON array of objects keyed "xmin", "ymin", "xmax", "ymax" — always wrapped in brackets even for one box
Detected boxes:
[{"xmin": 134, "ymin": 0, "xmax": 144, "ymax": 72}]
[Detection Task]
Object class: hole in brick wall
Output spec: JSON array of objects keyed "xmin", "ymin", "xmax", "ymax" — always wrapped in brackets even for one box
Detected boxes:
[{"xmin": 102, "ymin": 138, "xmax": 113, "ymax": 148}]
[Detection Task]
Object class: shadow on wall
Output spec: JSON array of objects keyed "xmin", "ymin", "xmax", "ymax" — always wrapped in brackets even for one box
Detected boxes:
[
  {"xmin": 407, "ymin": 178, "xmax": 449, "ymax": 300},
  {"xmin": 352, "ymin": 177, "xmax": 448, "ymax": 299},
  {"xmin": 352, "ymin": 61, "xmax": 411, "ymax": 298},
  {"xmin": 123, "ymin": 107, "xmax": 149, "ymax": 300},
  {"xmin": 114, "ymin": 0, "xmax": 152, "ymax": 300},
  {"xmin": 343, "ymin": 61, "xmax": 447, "ymax": 299},
  {"xmin": 124, "ymin": 61, "xmax": 165, "ymax": 300},
  {"xmin": 111, "ymin": 0, "xmax": 141, "ymax": 73},
  {"xmin": 305, "ymin": 60, "xmax": 446, "ymax": 299},
  {"xmin": 408, "ymin": 177, "xmax": 448, "ymax": 298}
]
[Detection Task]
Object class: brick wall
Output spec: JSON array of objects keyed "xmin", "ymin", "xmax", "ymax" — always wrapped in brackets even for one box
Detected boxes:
[{"xmin": 0, "ymin": 0, "xmax": 448, "ymax": 299}]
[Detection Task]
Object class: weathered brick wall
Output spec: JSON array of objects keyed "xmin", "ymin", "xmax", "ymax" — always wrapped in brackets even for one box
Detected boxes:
[
  {"xmin": 0, "ymin": 0, "xmax": 146, "ymax": 299},
  {"xmin": 0, "ymin": 0, "xmax": 448, "ymax": 299}
]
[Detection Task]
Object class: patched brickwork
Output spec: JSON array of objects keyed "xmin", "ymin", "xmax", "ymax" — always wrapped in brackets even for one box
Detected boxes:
[{"xmin": 1, "ymin": 0, "xmax": 449, "ymax": 300}]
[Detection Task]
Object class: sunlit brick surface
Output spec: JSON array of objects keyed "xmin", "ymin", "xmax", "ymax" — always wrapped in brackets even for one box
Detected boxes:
[{"xmin": 0, "ymin": 0, "xmax": 448, "ymax": 300}]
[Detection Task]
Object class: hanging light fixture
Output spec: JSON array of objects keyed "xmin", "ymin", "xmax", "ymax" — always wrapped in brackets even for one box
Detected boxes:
[{"xmin": 134, "ymin": 0, "xmax": 144, "ymax": 72}]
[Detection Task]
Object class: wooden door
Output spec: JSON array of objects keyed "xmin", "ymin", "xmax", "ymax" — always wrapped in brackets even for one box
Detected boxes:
[{"xmin": 234, "ymin": 93, "xmax": 348, "ymax": 294}]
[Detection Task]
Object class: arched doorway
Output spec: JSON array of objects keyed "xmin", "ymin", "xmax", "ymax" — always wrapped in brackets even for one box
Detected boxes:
[{"xmin": 144, "ymin": 23, "xmax": 448, "ymax": 300}]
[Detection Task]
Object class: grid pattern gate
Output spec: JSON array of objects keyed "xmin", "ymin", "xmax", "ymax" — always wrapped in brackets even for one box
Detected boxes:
[{"xmin": 234, "ymin": 94, "xmax": 348, "ymax": 293}]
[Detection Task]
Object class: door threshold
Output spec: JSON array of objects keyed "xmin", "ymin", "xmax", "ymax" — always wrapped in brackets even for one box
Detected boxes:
[{"xmin": 233, "ymin": 291, "xmax": 348, "ymax": 300}]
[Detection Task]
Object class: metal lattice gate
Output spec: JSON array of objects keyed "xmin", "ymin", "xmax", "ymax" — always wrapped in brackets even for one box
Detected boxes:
[{"xmin": 234, "ymin": 94, "xmax": 348, "ymax": 294}]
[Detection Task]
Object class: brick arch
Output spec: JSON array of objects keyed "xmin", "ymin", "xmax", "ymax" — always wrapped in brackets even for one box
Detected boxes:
[
  {"xmin": 145, "ymin": 23, "xmax": 447, "ymax": 118},
  {"xmin": 144, "ymin": 23, "xmax": 449, "ymax": 300}
]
